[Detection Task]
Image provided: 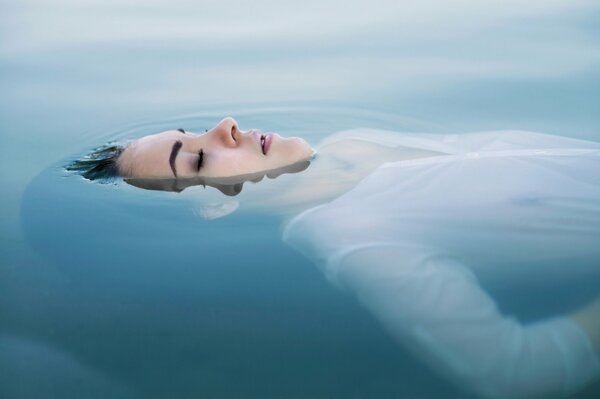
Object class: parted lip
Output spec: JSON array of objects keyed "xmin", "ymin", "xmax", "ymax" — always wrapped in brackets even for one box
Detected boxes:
[
  {"xmin": 250, "ymin": 130, "xmax": 272, "ymax": 155},
  {"xmin": 263, "ymin": 134, "xmax": 273, "ymax": 155}
]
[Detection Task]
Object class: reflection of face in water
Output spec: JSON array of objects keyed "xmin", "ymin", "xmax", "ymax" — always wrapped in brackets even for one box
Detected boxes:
[
  {"xmin": 117, "ymin": 117, "xmax": 314, "ymax": 179},
  {"xmin": 66, "ymin": 117, "xmax": 314, "ymax": 220},
  {"xmin": 125, "ymin": 160, "xmax": 311, "ymax": 195}
]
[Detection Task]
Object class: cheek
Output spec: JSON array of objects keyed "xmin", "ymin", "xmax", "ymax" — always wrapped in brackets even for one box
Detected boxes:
[{"xmin": 205, "ymin": 149, "xmax": 261, "ymax": 176}]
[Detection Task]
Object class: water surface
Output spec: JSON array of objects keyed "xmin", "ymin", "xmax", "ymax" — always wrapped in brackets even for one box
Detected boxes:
[{"xmin": 1, "ymin": 1, "xmax": 599, "ymax": 398}]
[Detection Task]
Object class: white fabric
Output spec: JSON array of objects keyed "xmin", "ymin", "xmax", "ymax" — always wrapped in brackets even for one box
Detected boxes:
[{"xmin": 283, "ymin": 129, "xmax": 600, "ymax": 398}]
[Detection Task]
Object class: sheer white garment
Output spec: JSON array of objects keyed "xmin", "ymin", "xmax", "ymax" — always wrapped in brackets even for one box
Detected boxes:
[{"xmin": 283, "ymin": 129, "xmax": 600, "ymax": 398}]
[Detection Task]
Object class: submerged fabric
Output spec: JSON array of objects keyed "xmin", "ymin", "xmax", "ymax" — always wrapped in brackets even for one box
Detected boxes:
[{"xmin": 283, "ymin": 130, "xmax": 600, "ymax": 398}]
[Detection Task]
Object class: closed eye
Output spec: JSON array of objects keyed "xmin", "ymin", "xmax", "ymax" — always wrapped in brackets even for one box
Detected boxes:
[{"xmin": 196, "ymin": 149, "xmax": 204, "ymax": 172}]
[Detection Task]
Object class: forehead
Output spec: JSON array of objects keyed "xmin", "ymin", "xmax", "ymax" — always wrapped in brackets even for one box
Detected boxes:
[
  {"xmin": 118, "ymin": 131, "xmax": 183, "ymax": 175},
  {"xmin": 137, "ymin": 130, "xmax": 183, "ymax": 146}
]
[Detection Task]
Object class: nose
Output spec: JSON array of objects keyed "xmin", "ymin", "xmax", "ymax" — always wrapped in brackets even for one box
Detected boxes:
[{"xmin": 210, "ymin": 117, "xmax": 239, "ymax": 146}]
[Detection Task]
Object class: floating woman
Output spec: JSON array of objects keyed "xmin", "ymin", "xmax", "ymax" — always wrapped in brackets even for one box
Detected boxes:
[{"xmin": 69, "ymin": 117, "xmax": 600, "ymax": 398}]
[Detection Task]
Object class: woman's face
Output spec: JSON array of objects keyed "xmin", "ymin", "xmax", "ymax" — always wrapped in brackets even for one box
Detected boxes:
[{"xmin": 117, "ymin": 117, "xmax": 313, "ymax": 178}]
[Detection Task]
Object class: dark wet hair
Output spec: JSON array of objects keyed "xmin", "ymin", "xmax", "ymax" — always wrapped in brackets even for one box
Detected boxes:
[{"xmin": 66, "ymin": 143, "xmax": 124, "ymax": 181}]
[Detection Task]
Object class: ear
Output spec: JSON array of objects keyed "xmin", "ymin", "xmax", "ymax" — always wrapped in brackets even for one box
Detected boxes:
[{"xmin": 192, "ymin": 200, "xmax": 239, "ymax": 220}]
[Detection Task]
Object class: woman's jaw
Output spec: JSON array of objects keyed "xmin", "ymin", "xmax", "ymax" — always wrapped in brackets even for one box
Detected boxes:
[{"xmin": 117, "ymin": 117, "xmax": 314, "ymax": 179}]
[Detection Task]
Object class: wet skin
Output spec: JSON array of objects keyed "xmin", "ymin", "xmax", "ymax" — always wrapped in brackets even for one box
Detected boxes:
[{"xmin": 117, "ymin": 117, "xmax": 314, "ymax": 179}]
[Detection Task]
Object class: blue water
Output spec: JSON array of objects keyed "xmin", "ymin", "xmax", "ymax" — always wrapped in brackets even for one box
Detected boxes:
[{"xmin": 1, "ymin": 1, "xmax": 600, "ymax": 398}]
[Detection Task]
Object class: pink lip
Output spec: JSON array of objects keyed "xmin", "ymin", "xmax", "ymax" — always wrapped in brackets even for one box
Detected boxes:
[
  {"xmin": 249, "ymin": 129, "xmax": 273, "ymax": 155},
  {"xmin": 263, "ymin": 134, "xmax": 273, "ymax": 155}
]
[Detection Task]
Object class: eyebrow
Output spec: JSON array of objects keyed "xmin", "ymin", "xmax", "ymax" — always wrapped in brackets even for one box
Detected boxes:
[{"xmin": 169, "ymin": 140, "xmax": 183, "ymax": 177}]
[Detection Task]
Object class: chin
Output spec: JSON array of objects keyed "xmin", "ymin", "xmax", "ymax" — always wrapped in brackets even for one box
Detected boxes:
[{"xmin": 289, "ymin": 137, "xmax": 314, "ymax": 160}]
